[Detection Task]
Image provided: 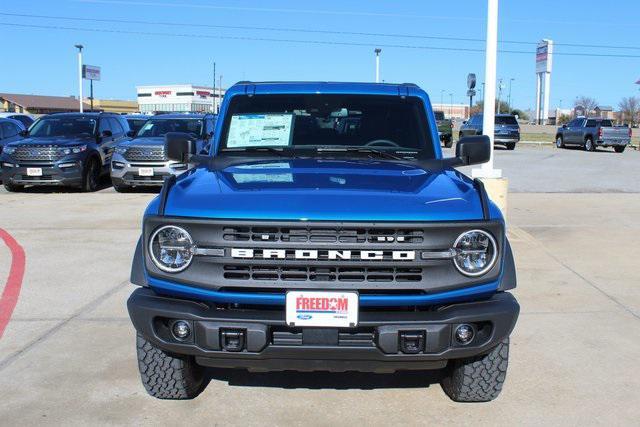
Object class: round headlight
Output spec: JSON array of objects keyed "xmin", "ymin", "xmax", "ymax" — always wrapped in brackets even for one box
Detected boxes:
[
  {"xmin": 452, "ymin": 230, "xmax": 498, "ymax": 277},
  {"xmin": 149, "ymin": 225, "xmax": 194, "ymax": 273}
]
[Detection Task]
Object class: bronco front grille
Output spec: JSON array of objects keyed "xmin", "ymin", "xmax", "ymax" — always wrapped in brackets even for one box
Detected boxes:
[
  {"xmin": 123, "ymin": 146, "xmax": 166, "ymax": 162},
  {"xmin": 222, "ymin": 226, "xmax": 424, "ymax": 244},
  {"xmin": 11, "ymin": 146, "xmax": 63, "ymax": 162},
  {"xmin": 223, "ymin": 265, "xmax": 423, "ymax": 283}
]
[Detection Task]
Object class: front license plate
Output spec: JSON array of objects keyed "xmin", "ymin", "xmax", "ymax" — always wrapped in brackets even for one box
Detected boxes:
[
  {"xmin": 138, "ymin": 167, "xmax": 154, "ymax": 176},
  {"xmin": 286, "ymin": 291, "xmax": 358, "ymax": 327},
  {"xmin": 26, "ymin": 168, "xmax": 42, "ymax": 177}
]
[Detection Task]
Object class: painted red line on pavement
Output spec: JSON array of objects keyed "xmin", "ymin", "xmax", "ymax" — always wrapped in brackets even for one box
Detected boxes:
[{"xmin": 0, "ymin": 228, "xmax": 26, "ymax": 340}]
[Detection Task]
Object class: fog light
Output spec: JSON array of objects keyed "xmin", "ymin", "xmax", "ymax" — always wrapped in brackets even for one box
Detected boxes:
[
  {"xmin": 172, "ymin": 320, "xmax": 191, "ymax": 340},
  {"xmin": 59, "ymin": 162, "xmax": 77, "ymax": 168},
  {"xmin": 455, "ymin": 324, "xmax": 474, "ymax": 345}
]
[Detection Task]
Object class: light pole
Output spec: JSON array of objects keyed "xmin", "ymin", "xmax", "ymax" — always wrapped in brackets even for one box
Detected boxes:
[
  {"xmin": 74, "ymin": 44, "xmax": 84, "ymax": 113},
  {"xmin": 374, "ymin": 48, "xmax": 382, "ymax": 83},
  {"xmin": 496, "ymin": 78, "xmax": 503, "ymax": 114},
  {"xmin": 440, "ymin": 90, "xmax": 445, "ymax": 111},
  {"xmin": 212, "ymin": 61, "xmax": 216, "ymax": 113},
  {"xmin": 507, "ymin": 78, "xmax": 515, "ymax": 113},
  {"xmin": 472, "ymin": 0, "xmax": 501, "ymax": 179},
  {"xmin": 449, "ymin": 93, "xmax": 453, "ymax": 117},
  {"xmin": 218, "ymin": 74, "xmax": 223, "ymax": 110}
]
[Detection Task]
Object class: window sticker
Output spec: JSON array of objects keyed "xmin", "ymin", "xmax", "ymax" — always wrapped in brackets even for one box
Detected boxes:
[{"xmin": 227, "ymin": 113, "xmax": 294, "ymax": 148}]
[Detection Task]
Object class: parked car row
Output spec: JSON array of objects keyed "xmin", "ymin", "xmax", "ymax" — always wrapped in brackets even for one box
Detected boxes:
[{"xmin": 0, "ymin": 112, "xmax": 216, "ymax": 192}]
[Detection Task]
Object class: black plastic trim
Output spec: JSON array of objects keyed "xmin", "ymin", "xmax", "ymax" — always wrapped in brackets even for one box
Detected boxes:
[
  {"xmin": 157, "ymin": 174, "xmax": 176, "ymax": 216},
  {"xmin": 130, "ymin": 236, "xmax": 147, "ymax": 286},
  {"xmin": 498, "ymin": 238, "xmax": 516, "ymax": 291},
  {"xmin": 473, "ymin": 178, "xmax": 490, "ymax": 220}
]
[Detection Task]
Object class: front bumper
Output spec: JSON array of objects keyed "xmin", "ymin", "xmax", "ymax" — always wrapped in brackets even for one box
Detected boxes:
[
  {"xmin": 128, "ymin": 287, "xmax": 519, "ymax": 372},
  {"xmin": 0, "ymin": 160, "xmax": 83, "ymax": 186},
  {"xmin": 494, "ymin": 136, "xmax": 520, "ymax": 144},
  {"xmin": 110, "ymin": 153, "xmax": 189, "ymax": 186}
]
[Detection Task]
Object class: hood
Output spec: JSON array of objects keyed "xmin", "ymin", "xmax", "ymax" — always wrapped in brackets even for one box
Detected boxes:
[
  {"xmin": 10, "ymin": 135, "xmax": 94, "ymax": 147},
  {"xmin": 120, "ymin": 136, "xmax": 164, "ymax": 147},
  {"xmin": 163, "ymin": 158, "xmax": 484, "ymax": 222}
]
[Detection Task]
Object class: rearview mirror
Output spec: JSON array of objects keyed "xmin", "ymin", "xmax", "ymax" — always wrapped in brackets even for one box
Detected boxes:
[
  {"xmin": 165, "ymin": 132, "xmax": 197, "ymax": 163},
  {"xmin": 444, "ymin": 135, "xmax": 490, "ymax": 167}
]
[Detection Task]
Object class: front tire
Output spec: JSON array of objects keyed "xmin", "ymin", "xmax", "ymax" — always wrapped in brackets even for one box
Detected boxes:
[
  {"xmin": 614, "ymin": 146, "xmax": 626, "ymax": 153},
  {"xmin": 136, "ymin": 333, "xmax": 207, "ymax": 400},
  {"xmin": 3, "ymin": 181, "xmax": 24, "ymax": 192},
  {"xmin": 585, "ymin": 137, "xmax": 596, "ymax": 152},
  {"xmin": 556, "ymin": 136, "xmax": 564, "ymax": 148},
  {"xmin": 440, "ymin": 338, "xmax": 510, "ymax": 402},
  {"xmin": 506, "ymin": 142, "xmax": 516, "ymax": 150},
  {"xmin": 81, "ymin": 158, "xmax": 101, "ymax": 192}
]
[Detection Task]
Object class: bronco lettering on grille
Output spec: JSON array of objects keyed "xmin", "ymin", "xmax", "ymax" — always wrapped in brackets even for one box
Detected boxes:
[{"xmin": 230, "ymin": 248, "xmax": 415, "ymax": 261}]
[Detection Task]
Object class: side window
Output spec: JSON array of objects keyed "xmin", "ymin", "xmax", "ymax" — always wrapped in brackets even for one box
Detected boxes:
[
  {"xmin": 1, "ymin": 122, "xmax": 19, "ymax": 138},
  {"xmin": 119, "ymin": 117, "xmax": 131, "ymax": 132},
  {"xmin": 109, "ymin": 118, "xmax": 124, "ymax": 136},
  {"xmin": 98, "ymin": 117, "xmax": 111, "ymax": 134},
  {"xmin": 205, "ymin": 118, "xmax": 215, "ymax": 135},
  {"xmin": 586, "ymin": 119, "xmax": 596, "ymax": 127}
]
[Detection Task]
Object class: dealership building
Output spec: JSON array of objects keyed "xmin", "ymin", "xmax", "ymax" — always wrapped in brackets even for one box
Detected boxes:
[{"xmin": 136, "ymin": 84, "xmax": 226, "ymax": 114}]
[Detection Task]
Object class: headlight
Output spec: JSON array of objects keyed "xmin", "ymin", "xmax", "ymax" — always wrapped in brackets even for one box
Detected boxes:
[
  {"xmin": 149, "ymin": 225, "xmax": 194, "ymax": 273},
  {"xmin": 452, "ymin": 230, "xmax": 498, "ymax": 277},
  {"xmin": 3, "ymin": 146, "xmax": 16, "ymax": 155},
  {"xmin": 61, "ymin": 145, "xmax": 87, "ymax": 155},
  {"xmin": 115, "ymin": 146, "xmax": 128, "ymax": 155}
]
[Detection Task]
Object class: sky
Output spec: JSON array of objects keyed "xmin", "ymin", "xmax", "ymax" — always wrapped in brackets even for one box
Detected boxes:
[{"xmin": 1, "ymin": 0, "xmax": 639, "ymax": 111}]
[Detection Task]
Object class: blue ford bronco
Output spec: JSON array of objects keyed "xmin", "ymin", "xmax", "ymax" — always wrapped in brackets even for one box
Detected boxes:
[{"xmin": 128, "ymin": 82, "xmax": 519, "ymax": 402}]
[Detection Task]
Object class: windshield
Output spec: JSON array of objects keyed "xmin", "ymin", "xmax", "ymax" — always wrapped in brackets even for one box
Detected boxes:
[
  {"xmin": 127, "ymin": 118, "xmax": 148, "ymax": 133},
  {"xmin": 220, "ymin": 94, "xmax": 434, "ymax": 158},
  {"xmin": 29, "ymin": 117, "xmax": 96, "ymax": 137},
  {"xmin": 137, "ymin": 118, "xmax": 203, "ymax": 138},
  {"xmin": 495, "ymin": 116, "xmax": 518, "ymax": 125}
]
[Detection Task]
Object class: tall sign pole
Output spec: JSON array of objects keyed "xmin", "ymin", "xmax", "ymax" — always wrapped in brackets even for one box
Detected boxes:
[
  {"xmin": 74, "ymin": 44, "xmax": 84, "ymax": 113},
  {"xmin": 467, "ymin": 73, "xmax": 477, "ymax": 119},
  {"xmin": 535, "ymin": 39, "xmax": 553, "ymax": 124},
  {"xmin": 472, "ymin": 0, "xmax": 501, "ymax": 179},
  {"xmin": 213, "ymin": 61, "xmax": 216, "ymax": 113},
  {"xmin": 374, "ymin": 48, "xmax": 382, "ymax": 83}
]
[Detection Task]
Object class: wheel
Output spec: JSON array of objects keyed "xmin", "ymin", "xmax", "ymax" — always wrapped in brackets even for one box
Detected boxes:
[
  {"xmin": 444, "ymin": 137, "xmax": 453, "ymax": 148},
  {"xmin": 506, "ymin": 142, "xmax": 516, "ymax": 150},
  {"xmin": 555, "ymin": 136, "xmax": 564, "ymax": 148},
  {"xmin": 459, "ymin": 132, "xmax": 464, "ymax": 140},
  {"xmin": 585, "ymin": 137, "xmax": 596, "ymax": 152},
  {"xmin": 3, "ymin": 181, "xmax": 24, "ymax": 192},
  {"xmin": 113, "ymin": 182, "xmax": 132, "ymax": 193},
  {"xmin": 614, "ymin": 146, "xmax": 626, "ymax": 153},
  {"xmin": 136, "ymin": 333, "xmax": 207, "ymax": 399},
  {"xmin": 440, "ymin": 338, "xmax": 510, "ymax": 402},
  {"xmin": 81, "ymin": 157, "xmax": 101, "ymax": 192}
]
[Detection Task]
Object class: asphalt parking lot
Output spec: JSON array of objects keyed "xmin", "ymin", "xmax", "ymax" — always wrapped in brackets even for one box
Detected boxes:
[{"xmin": 1, "ymin": 145, "xmax": 639, "ymax": 425}]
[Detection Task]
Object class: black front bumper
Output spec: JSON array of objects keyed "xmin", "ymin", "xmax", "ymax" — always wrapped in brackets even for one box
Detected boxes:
[
  {"xmin": 1, "ymin": 162, "xmax": 83, "ymax": 186},
  {"xmin": 128, "ymin": 288, "xmax": 519, "ymax": 373}
]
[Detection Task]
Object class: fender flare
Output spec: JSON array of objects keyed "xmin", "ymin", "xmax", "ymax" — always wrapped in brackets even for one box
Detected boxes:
[
  {"xmin": 130, "ymin": 235, "xmax": 148, "ymax": 286},
  {"xmin": 498, "ymin": 238, "xmax": 516, "ymax": 291}
]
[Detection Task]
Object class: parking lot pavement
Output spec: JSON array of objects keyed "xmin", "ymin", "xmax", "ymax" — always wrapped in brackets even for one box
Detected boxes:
[{"xmin": 1, "ymin": 148, "xmax": 639, "ymax": 425}]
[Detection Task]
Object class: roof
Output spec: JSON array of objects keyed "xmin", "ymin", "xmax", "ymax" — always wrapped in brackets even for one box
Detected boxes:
[
  {"xmin": 228, "ymin": 81, "xmax": 424, "ymax": 98},
  {"xmin": 0, "ymin": 93, "xmax": 90, "ymax": 111},
  {"xmin": 595, "ymin": 106, "xmax": 613, "ymax": 111},
  {"xmin": 148, "ymin": 113, "xmax": 208, "ymax": 119}
]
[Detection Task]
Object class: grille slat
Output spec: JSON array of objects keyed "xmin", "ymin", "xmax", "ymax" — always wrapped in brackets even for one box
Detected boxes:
[
  {"xmin": 221, "ymin": 226, "xmax": 423, "ymax": 244},
  {"xmin": 11, "ymin": 145, "xmax": 63, "ymax": 162},
  {"xmin": 222, "ymin": 265, "xmax": 423, "ymax": 283}
]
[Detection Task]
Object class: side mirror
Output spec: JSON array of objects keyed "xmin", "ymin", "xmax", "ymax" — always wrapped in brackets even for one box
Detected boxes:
[
  {"xmin": 462, "ymin": 121, "xmax": 468, "ymax": 125},
  {"xmin": 444, "ymin": 135, "xmax": 490, "ymax": 167},
  {"xmin": 19, "ymin": 129, "xmax": 28, "ymax": 137},
  {"xmin": 562, "ymin": 124, "xmax": 567, "ymax": 129},
  {"xmin": 126, "ymin": 130, "xmax": 136, "ymax": 138},
  {"xmin": 102, "ymin": 130, "xmax": 113, "ymax": 137},
  {"xmin": 165, "ymin": 132, "xmax": 197, "ymax": 163}
]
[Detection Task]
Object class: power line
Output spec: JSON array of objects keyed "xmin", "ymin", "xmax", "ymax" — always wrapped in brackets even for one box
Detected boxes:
[
  {"xmin": 1, "ymin": 21, "xmax": 640, "ymax": 59},
  {"xmin": 4, "ymin": 12, "xmax": 640, "ymax": 51}
]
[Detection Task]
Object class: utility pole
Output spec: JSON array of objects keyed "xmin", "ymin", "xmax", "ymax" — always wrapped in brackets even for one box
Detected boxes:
[
  {"xmin": 507, "ymin": 78, "xmax": 514, "ymax": 113},
  {"xmin": 472, "ymin": 0, "xmax": 501, "ymax": 179},
  {"xmin": 496, "ymin": 78, "xmax": 503, "ymax": 114},
  {"xmin": 212, "ymin": 61, "xmax": 216, "ymax": 113},
  {"xmin": 218, "ymin": 74, "xmax": 223, "ymax": 111},
  {"xmin": 440, "ymin": 90, "xmax": 445, "ymax": 111},
  {"xmin": 74, "ymin": 44, "xmax": 84, "ymax": 113},
  {"xmin": 374, "ymin": 48, "xmax": 382, "ymax": 83},
  {"xmin": 449, "ymin": 93, "xmax": 453, "ymax": 117}
]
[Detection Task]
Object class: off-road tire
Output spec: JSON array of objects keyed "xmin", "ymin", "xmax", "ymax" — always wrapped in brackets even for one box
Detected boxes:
[
  {"xmin": 614, "ymin": 146, "xmax": 626, "ymax": 153},
  {"xmin": 3, "ymin": 182, "xmax": 24, "ymax": 192},
  {"xmin": 136, "ymin": 333, "xmax": 207, "ymax": 399},
  {"xmin": 440, "ymin": 338, "xmax": 510, "ymax": 403},
  {"xmin": 506, "ymin": 142, "xmax": 516, "ymax": 150}
]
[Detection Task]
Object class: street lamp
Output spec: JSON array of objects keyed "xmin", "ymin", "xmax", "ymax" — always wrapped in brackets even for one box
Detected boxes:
[
  {"xmin": 507, "ymin": 78, "xmax": 515, "ymax": 113},
  {"xmin": 74, "ymin": 44, "xmax": 84, "ymax": 113},
  {"xmin": 374, "ymin": 48, "xmax": 382, "ymax": 83}
]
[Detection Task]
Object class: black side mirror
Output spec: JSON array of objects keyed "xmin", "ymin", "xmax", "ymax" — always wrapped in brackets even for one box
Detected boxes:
[
  {"xmin": 102, "ymin": 130, "xmax": 113, "ymax": 137},
  {"xmin": 165, "ymin": 132, "xmax": 197, "ymax": 163},
  {"xmin": 19, "ymin": 129, "xmax": 28, "ymax": 137},
  {"xmin": 444, "ymin": 135, "xmax": 490, "ymax": 167},
  {"xmin": 126, "ymin": 130, "xmax": 136, "ymax": 138},
  {"xmin": 462, "ymin": 121, "xmax": 468, "ymax": 125},
  {"xmin": 562, "ymin": 124, "xmax": 567, "ymax": 128}
]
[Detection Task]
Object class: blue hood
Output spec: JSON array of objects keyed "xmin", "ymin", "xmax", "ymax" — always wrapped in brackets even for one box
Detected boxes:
[
  {"xmin": 162, "ymin": 158, "xmax": 485, "ymax": 222},
  {"xmin": 120, "ymin": 137, "xmax": 164, "ymax": 147},
  {"xmin": 10, "ymin": 135, "xmax": 94, "ymax": 147}
]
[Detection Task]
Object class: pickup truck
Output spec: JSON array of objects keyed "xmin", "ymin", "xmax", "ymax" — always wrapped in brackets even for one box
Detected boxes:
[
  {"xmin": 127, "ymin": 82, "xmax": 519, "ymax": 403},
  {"xmin": 555, "ymin": 117, "xmax": 631, "ymax": 153},
  {"xmin": 435, "ymin": 111, "xmax": 453, "ymax": 148}
]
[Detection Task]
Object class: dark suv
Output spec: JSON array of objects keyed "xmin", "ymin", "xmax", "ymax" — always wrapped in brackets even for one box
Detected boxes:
[
  {"xmin": 459, "ymin": 114, "xmax": 520, "ymax": 150},
  {"xmin": 0, "ymin": 112, "xmax": 130, "ymax": 192}
]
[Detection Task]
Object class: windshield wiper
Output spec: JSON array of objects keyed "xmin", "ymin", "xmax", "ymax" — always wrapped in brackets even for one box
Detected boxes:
[
  {"xmin": 315, "ymin": 147, "xmax": 404, "ymax": 160},
  {"xmin": 221, "ymin": 147, "xmax": 289, "ymax": 157}
]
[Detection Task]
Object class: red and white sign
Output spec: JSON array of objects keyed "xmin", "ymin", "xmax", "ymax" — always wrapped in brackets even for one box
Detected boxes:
[
  {"xmin": 154, "ymin": 90, "xmax": 172, "ymax": 97},
  {"xmin": 286, "ymin": 291, "xmax": 358, "ymax": 327},
  {"xmin": 196, "ymin": 90, "xmax": 210, "ymax": 97}
]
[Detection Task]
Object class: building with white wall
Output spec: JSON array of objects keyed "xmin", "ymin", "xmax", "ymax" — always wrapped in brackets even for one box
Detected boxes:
[{"xmin": 136, "ymin": 84, "xmax": 225, "ymax": 114}]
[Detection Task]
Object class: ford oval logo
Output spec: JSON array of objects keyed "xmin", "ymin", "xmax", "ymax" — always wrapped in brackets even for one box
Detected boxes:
[{"xmin": 297, "ymin": 314, "xmax": 313, "ymax": 320}]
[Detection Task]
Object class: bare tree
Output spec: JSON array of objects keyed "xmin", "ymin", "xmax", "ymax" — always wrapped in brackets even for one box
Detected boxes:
[
  {"xmin": 618, "ymin": 96, "xmax": 640, "ymax": 125},
  {"xmin": 574, "ymin": 96, "xmax": 598, "ymax": 116}
]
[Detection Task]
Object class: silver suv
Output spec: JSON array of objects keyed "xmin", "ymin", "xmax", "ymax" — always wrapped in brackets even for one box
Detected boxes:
[{"xmin": 110, "ymin": 113, "xmax": 216, "ymax": 191}]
